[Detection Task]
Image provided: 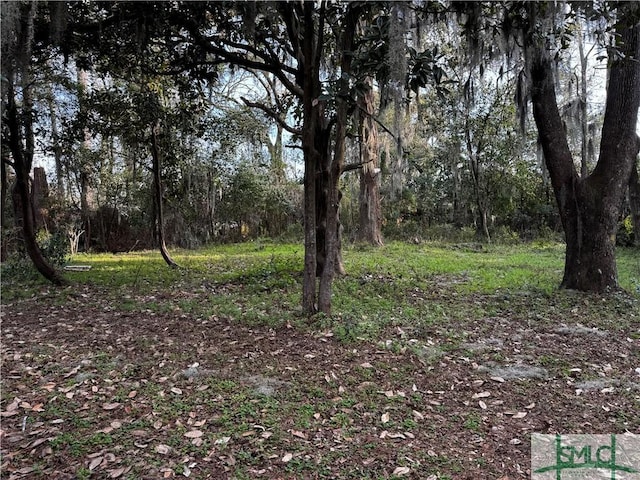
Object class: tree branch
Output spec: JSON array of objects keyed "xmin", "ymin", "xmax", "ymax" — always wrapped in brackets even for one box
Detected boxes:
[
  {"xmin": 343, "ymin": 158, "xmax": 376, "ymax": 173},
  {"xmin": 355, "ymin": 104, "xmax": 398, "ymax": 142},
  {"xmin": 240, "ymin": 97, "xmax": 302, "ymax": 136}
]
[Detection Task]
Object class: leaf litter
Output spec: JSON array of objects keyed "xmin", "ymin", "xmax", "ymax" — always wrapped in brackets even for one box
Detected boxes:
[{"xmin": 1, "ymin": 284, "xmax": 639, "ymax": 479}]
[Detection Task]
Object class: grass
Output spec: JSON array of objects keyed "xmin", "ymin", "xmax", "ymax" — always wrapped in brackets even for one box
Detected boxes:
[
  {"xmin": 2, "ymin": 240, "xmax": 639, "ymax": 479},
  {"xmin": 3, "ymin": 240, "xmax": 638, "ymax": 341}
]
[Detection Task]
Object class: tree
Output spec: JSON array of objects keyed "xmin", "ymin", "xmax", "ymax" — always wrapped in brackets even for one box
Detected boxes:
[
  {"xmin": 355, "ymin": 76, "xmax": 383, "ymax": 246},
  {"xmin": 1, "ymin": 2, "xmax": 65, "ymax": 284},
  {"xmin": 525, "ymin": 3, "xmax": 640, "ymax": 291},
  {"xmin": 156, "ymin": 1, "xmax": 371, "ymax": 314}
]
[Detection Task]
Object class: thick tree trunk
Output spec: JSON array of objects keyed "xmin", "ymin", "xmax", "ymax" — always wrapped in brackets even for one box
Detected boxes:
[
  {"xmin": 630, "ymin": 159, "xmax": 640, "ymax": 246},
  {"xmin": 529, "ymin": 9, "xmax": 640, "ymax": 292},
  {"xmin": 316, "ymin": 5, "xmax": 360, "ymax": 314},
  {"xmin": 150, "ymin": 123, "xmax": 179, "ymax": 269},
  {"xmin": 356, "ymin": 77, "xmax": 383, "ymax": 246},
  {"xmin": 32, "ymin": 167, "xmax": 49, "ymax": 230},
  {"xmin": 300, "ymin": 2, "xmax": 320, "ymax": 315}
]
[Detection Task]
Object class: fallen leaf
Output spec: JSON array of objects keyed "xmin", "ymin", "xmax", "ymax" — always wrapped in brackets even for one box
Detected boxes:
[
  {"xmin": 472, "ymin": 391, "xmax": 491, "ymax": 399},
  {"xmin": 109, "ymin": 467, "xmax": 128, "ymax": 478},
  {"xmin": 490, "ymin": 376, "xmax": 505, "ymax": 383},
  {"xmin": 63, "ymin": 366, "xmax": 80, "ymax": 378},
  {"xmin": 15, "ymin": 467, "xmax": 35, "ymax": 475},
  {"xmin": 289, "ymin": 429, "xmax": 307, "ymax": 440},
  {"xmin": 381, "ymin": 412, "xmax": 390, "ymax": 424},
  {"xmin": 360, "ymin": 362, "xmax": 373, "ymax": 368},
  {"xmin": 171, "ymin": 387, "xmax": 183, "ymax": 395},
  {"xmin": 479, "ymin": 400, "xmax": 487, "ymax": 410},
  {"xmin": 282, "ymin": 452, "xmax": 293, "ymax": 463},
  {"xmin": 155, "ymin": 444, "xmax": 171, "ymax": 454},
  {"xmin": 30, "ymin": 437, "xmax": 48, "ymax": 448},
  {"xmin": 184, "ymin": 430, "xmax": 203, "ymax": 439},
  {"xmin": 392, "ymin": 466, "xmax": 410, "ymax": 476},
  {"xmin": 102, "ymin": 403, "xmax": 120, "ymax": 411},
  {"xmin": 88, "ymin": 456, "xmax": 103, "ymax": 471},
  {"xmin": 4, "ymin": 397, "xmax": 20, "ymax": 413},
  {"xmin": 512, "ymin": 412, "xmax": 527, "ymax": 419}
]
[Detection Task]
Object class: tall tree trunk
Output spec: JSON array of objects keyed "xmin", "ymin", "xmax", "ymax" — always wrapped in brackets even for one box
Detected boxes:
[
  {"xmin": 77, "ymin": 68, "xmax": 92, "ymax": 251},
  {"xmin": 1, "ymin": 155, "xmax": 9, "ymax": 262},
  {"xmin": 529, "ymin": 6, "xmax": 640, "ymax": 292},
  {"xmin": 469, "ymin": 155, "xmax": 491, "ymax": 243},
  {"xmin": 577, "ymin": 23, "xmax": 590, "ymax": 178},
  {"xmin": 316, "ymin": 4, "xmax": 360, "ymax": 314},
  {"xmin": 150, "ymin": 122, "xmax": 179, "ymax": 268},
  {"xmin": 628, "ymin": 155, "xmax": 640, "ymax": 247},
  {"xmin": 46, "ymin": 85, "xmax": 65, "ymax": 194},
  {"xmin": 5, "ymin": 73, "xmax": 64, "ymax": 284},
  {"xmin": 356, "ymin": 77, "xmax": 383, "ymax": 246},
  {"xmin": 301, "ymin": 2, "xmax": 320, "ymax": 315}
]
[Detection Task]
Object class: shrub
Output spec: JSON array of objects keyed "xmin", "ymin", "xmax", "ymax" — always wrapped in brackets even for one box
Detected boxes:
[{"xmin": 616, "ymin": 216, "xmax": 634, "ymax": 247}]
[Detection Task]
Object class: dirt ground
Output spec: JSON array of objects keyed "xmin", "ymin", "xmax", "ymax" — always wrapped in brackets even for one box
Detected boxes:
[{"xmin": 1, "ymin": 285, "xmax": 639, "ymax": 479}]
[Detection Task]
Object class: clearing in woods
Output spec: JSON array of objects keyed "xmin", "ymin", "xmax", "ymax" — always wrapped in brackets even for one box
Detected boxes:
[{"xmin": 1, "ymin": 242, "xmax": 639, "ymax": 479}]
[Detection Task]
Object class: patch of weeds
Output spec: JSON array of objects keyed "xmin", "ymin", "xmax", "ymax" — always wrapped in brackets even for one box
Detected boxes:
[
  {"xmin": 50, "ymin": 431, "xmax": 113, "ymax": 457},
  {"xmin": 330, "ymin": 412, "xmax": 353, "ymax": 428},
  {"xmin": 463, "ymin": 412, "xmax": 483, "ymax": 432},
  {"xmin": 294, "ymin": 403, "xmax": 317, "ymax": 429},
  {"xmin": 76, "ymin": 467, "xmax": 92, "ymax": 480},
  {"xmin": 402, "ymin": 417, "xmax": 418, "ymax": 430},
  {"xmin": 287, "ymin": 455, "xmax": 331, "ymax": 476}
]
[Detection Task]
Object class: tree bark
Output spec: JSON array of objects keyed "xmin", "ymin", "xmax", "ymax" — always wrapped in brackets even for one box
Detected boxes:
[
  {"xmin": 150, "ymin": 122, "xmax": 179, "ymax": 269},
  {"xmin": 529, "ymin": 7, "xmax": 640, "ymax": 292},
  {"xmin": 316, "ymin": 4, "xmax": 361, "ymax": 314},
  {"xmin": 301, "ymin": 2, "xmax": 320, "ymax": 315},
  {"xmin": 577, "ymin": 22, "xmax": 590, "ymax": 179},
  {"xmin": 1, "ymin": 155, "xmax": 9, "ymax": 262},
  {"xmin": 629, "ymin": 155, "xmax": 640, "ymax": 247},
  {"xmin": 356, "ymin": 77, "xmax": 383, "ymax": 246}
]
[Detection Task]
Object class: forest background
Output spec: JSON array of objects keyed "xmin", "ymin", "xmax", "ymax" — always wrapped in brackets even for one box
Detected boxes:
[{"xmin": 2, "ymin": 1, "xmax": 639, "ymax": 312}]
